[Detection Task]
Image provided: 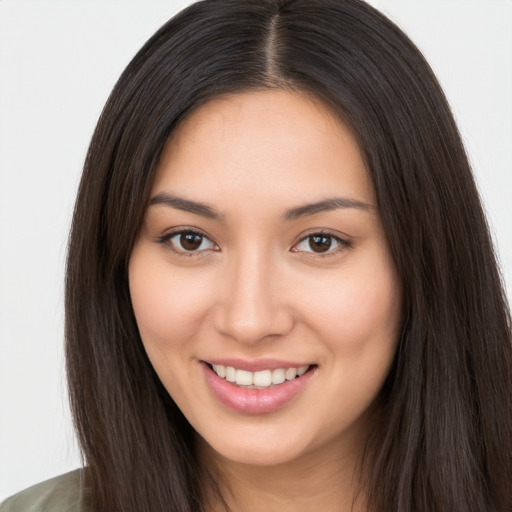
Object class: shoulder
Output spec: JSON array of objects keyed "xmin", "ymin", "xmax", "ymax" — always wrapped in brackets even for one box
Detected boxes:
[{"xmin": 0, "ymin": 470, "xmax": 86, "ymax": 512}]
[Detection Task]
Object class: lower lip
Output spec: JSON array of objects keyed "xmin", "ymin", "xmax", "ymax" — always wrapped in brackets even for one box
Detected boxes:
[{"xmin": 201, "ymin": 362, "xmax": 316, "ymax": 414}]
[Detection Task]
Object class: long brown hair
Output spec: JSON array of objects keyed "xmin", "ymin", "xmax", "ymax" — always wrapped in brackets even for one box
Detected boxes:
[{"xmin": 65, "ymin": 1, "xmax": 512, "ymax": 510}]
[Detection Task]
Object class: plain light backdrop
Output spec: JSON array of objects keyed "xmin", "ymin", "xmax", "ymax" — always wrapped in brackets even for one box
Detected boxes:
[{"xmin": 0, "ymin": 0, "xmax": 511, "ymax": 501}]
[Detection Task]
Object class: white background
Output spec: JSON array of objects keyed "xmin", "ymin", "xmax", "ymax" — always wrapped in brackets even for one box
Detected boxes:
[{"xmin": 0, "ymin": 0, "xmax": 511, "ymax": 501}]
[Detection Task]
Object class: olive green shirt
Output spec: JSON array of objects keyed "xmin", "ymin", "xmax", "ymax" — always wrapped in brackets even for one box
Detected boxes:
[{"xmin": 0, "ymin": 470, "xmax": 85, "ymax": 512}]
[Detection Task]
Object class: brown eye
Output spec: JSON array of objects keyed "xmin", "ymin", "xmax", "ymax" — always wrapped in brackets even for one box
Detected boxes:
[
  {"xmin": 309, "ymin": 235, "xmax": 333, "ymax": 253},
  {"xmin": 180, "ymin": 233, "xmax": 204, "ymax": 251},
  {"xmin": 160, "ymin": 230, "xmax": 217, "ymax": 253},
  {"xmin": 293, "ymin": 232, "xmax": 349, "ymax": 256}
]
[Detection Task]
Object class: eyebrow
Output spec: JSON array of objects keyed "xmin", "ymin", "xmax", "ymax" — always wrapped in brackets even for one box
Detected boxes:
[
  {"xmin": 149, "ymin": 192, "xmax": 374, "ymax": 222},
  {"xmin": 283, "ymin": 197, "xmax": 374, "ymax": 221},
  {"xmin": 150, "ymin": 192, "xmax": 225, "ymax": 221}
]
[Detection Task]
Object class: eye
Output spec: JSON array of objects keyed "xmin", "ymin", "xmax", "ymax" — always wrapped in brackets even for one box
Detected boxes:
[
  {"xmin": 292, "ymin": 233, "xmax": 350, "ymax": 255},
  {"xmin": 159, "ymin": 230, "xmax": 218, "ymax": 254}
]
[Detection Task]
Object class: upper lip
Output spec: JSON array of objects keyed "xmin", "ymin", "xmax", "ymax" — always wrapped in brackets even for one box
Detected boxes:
[{"xmin": 202, "ymin": 358, "xmax": 315, "ymax": 372}]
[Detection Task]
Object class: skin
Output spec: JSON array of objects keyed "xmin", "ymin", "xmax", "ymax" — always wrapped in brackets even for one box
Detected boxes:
[{"xmin": 129, "ymin": 90, "xmax": 403, "ymax": 511}]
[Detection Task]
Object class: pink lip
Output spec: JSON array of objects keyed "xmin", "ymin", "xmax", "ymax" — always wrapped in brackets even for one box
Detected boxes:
[{"xmin": 201, "ymin": 362, "xmax": 317, "ymax": 414}]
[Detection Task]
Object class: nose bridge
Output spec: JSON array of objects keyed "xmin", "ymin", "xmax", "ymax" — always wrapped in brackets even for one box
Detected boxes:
[{"xmin": 214, "ymin": 244, "xmax": 292, "ymax": 344}]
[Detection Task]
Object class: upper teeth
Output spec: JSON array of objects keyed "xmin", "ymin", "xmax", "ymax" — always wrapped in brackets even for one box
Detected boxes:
[{"xmin": 212, "ymin": 364, "xmax": 309, "ymax": 388}]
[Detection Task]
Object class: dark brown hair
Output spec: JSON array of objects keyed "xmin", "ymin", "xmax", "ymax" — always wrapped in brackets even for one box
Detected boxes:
[{"xmin": 65, "ymin": 1, "xmax": 512, "ymax": 511}]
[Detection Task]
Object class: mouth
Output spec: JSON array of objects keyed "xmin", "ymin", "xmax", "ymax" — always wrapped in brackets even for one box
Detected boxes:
[
  {"xmin": 201, "ymin": 361, "xmax": 318, "ymax": 414},
  {"xmin": 206, "ymin": 362, "xmax": 313, "ymax": 389}
]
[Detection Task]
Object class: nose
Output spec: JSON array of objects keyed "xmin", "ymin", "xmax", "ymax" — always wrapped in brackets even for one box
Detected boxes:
[{"xmin": 213, "ymin": 249, "xmax": 295, "ymax": 345}]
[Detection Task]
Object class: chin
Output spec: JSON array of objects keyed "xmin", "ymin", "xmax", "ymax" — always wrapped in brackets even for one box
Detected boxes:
[
  {"xmin": 213, "ymin": 445, "xmax": 304, "ymax": 468},
  {"xmin": 197, "ymin": 421, "xmax": 325, "ymax": 469}
]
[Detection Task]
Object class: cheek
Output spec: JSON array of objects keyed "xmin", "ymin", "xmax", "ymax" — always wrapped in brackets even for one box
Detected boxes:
[
  {"xmin": 128, "ymin": 247, "xmax": 216, "ymax": 411},
  {"xmin": 128, "ymin": 248, "xmax": 213, "ymax": 350},
  {"xmin": 303, "ymin": 256, "xmax": 401, "ymax": 429},
  {"xmin": 299, "ymin": 252, "xmax": 402, "ymax": 355}
]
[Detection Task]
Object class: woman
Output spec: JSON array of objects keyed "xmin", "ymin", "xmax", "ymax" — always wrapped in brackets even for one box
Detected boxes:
[{"xmin": 2, "ymin": 0, "xmax": 511, "ymax": 511}]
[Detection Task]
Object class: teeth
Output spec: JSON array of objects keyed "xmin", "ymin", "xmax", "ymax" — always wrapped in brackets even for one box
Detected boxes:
[
  {"xmin": 253, "ymin": 370, "xmax": 272, "ymax": 387},
  {"xmin": 212, "ymin": 364, "xmax": 226, "ymax": 378},
  {"xmin": 285, "ymin": 367, "xmax": 297, "ymax": 380},
  {"xmin": 210, "ymin": 364, "xmax": 311, "ymax": 388},
  {"xmin": 235, "ymin": 369, "xmax": 253, "ymax": 386},
  {"xmin": 297, "ymin": 365, "xmax": 308, "ymax": 376},
  {"xmin": 271, "ymin": 368, "xmax": 285, "ymax": 384},
  {"xmin": 225, "ymin": 366, "xmax": 236, "ymax": 382}
]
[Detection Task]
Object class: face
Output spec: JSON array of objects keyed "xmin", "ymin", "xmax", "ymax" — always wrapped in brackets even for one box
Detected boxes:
[{"xmin": 129, "ymin": 90, "xmax": 402, "ymax": 468}]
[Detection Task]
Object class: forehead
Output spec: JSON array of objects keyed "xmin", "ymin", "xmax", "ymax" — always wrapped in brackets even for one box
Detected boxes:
[{"xmin": 153, "ymin": 89, "xmax": 374, "ymax": 208}]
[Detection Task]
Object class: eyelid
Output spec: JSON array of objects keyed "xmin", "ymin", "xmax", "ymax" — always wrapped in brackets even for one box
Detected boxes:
[
  {"xmin": 156, "ymin": 227, "xmax": 219, "ymax": 256},
  {"xmin": 154, "ymin": 226, "xmax": 352, "ymax": 258},
  {"xmin": 291, "ymin": 230, "xmax": 353, "ymax": 257}
]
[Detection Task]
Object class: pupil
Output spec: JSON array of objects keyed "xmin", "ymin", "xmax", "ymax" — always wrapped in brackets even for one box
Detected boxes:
[
  {"xmin": 309, "ymin": 235, "xmax": 331, "ymax": 253},
  {"xmin": 180, "ymin": 233, "xmax": 202, "ymax": 250}
]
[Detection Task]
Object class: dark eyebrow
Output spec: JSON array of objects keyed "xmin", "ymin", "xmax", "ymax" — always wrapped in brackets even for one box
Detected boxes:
[
  {"xmin": 150, "ymin": 192, "xmax": 224, "ymax": 221},
  {"xmin": 283, "ymin": 197, "xmax": 374, "ymax": 221}
]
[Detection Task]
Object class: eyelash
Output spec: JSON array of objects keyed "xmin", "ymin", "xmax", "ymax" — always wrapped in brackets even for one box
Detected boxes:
[
  {"xmin": 157, "ymin": 229, "xmax": 352, "ymax": 258},
  {"xmin": 157, "ymin": 229, "xmax": 219, "ymax": 257},
  {"xmin": 292, "ymin": 231, "xmax": 352, "ymax": 258}
]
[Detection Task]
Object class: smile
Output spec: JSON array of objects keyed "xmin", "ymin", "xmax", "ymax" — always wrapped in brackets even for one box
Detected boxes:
[
  {"xmin": 211, "ymin": 364, "xmax": 310, "ymax": 389},
  {"xmin": 202, "ymin": 361, "xmax": 317, "ymax": 414}
]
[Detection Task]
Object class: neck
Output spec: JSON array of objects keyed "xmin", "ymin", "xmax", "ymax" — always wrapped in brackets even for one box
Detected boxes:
[{"xmin": 198, "ymin": 431, "xmax": 369, "ymax": 512}]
